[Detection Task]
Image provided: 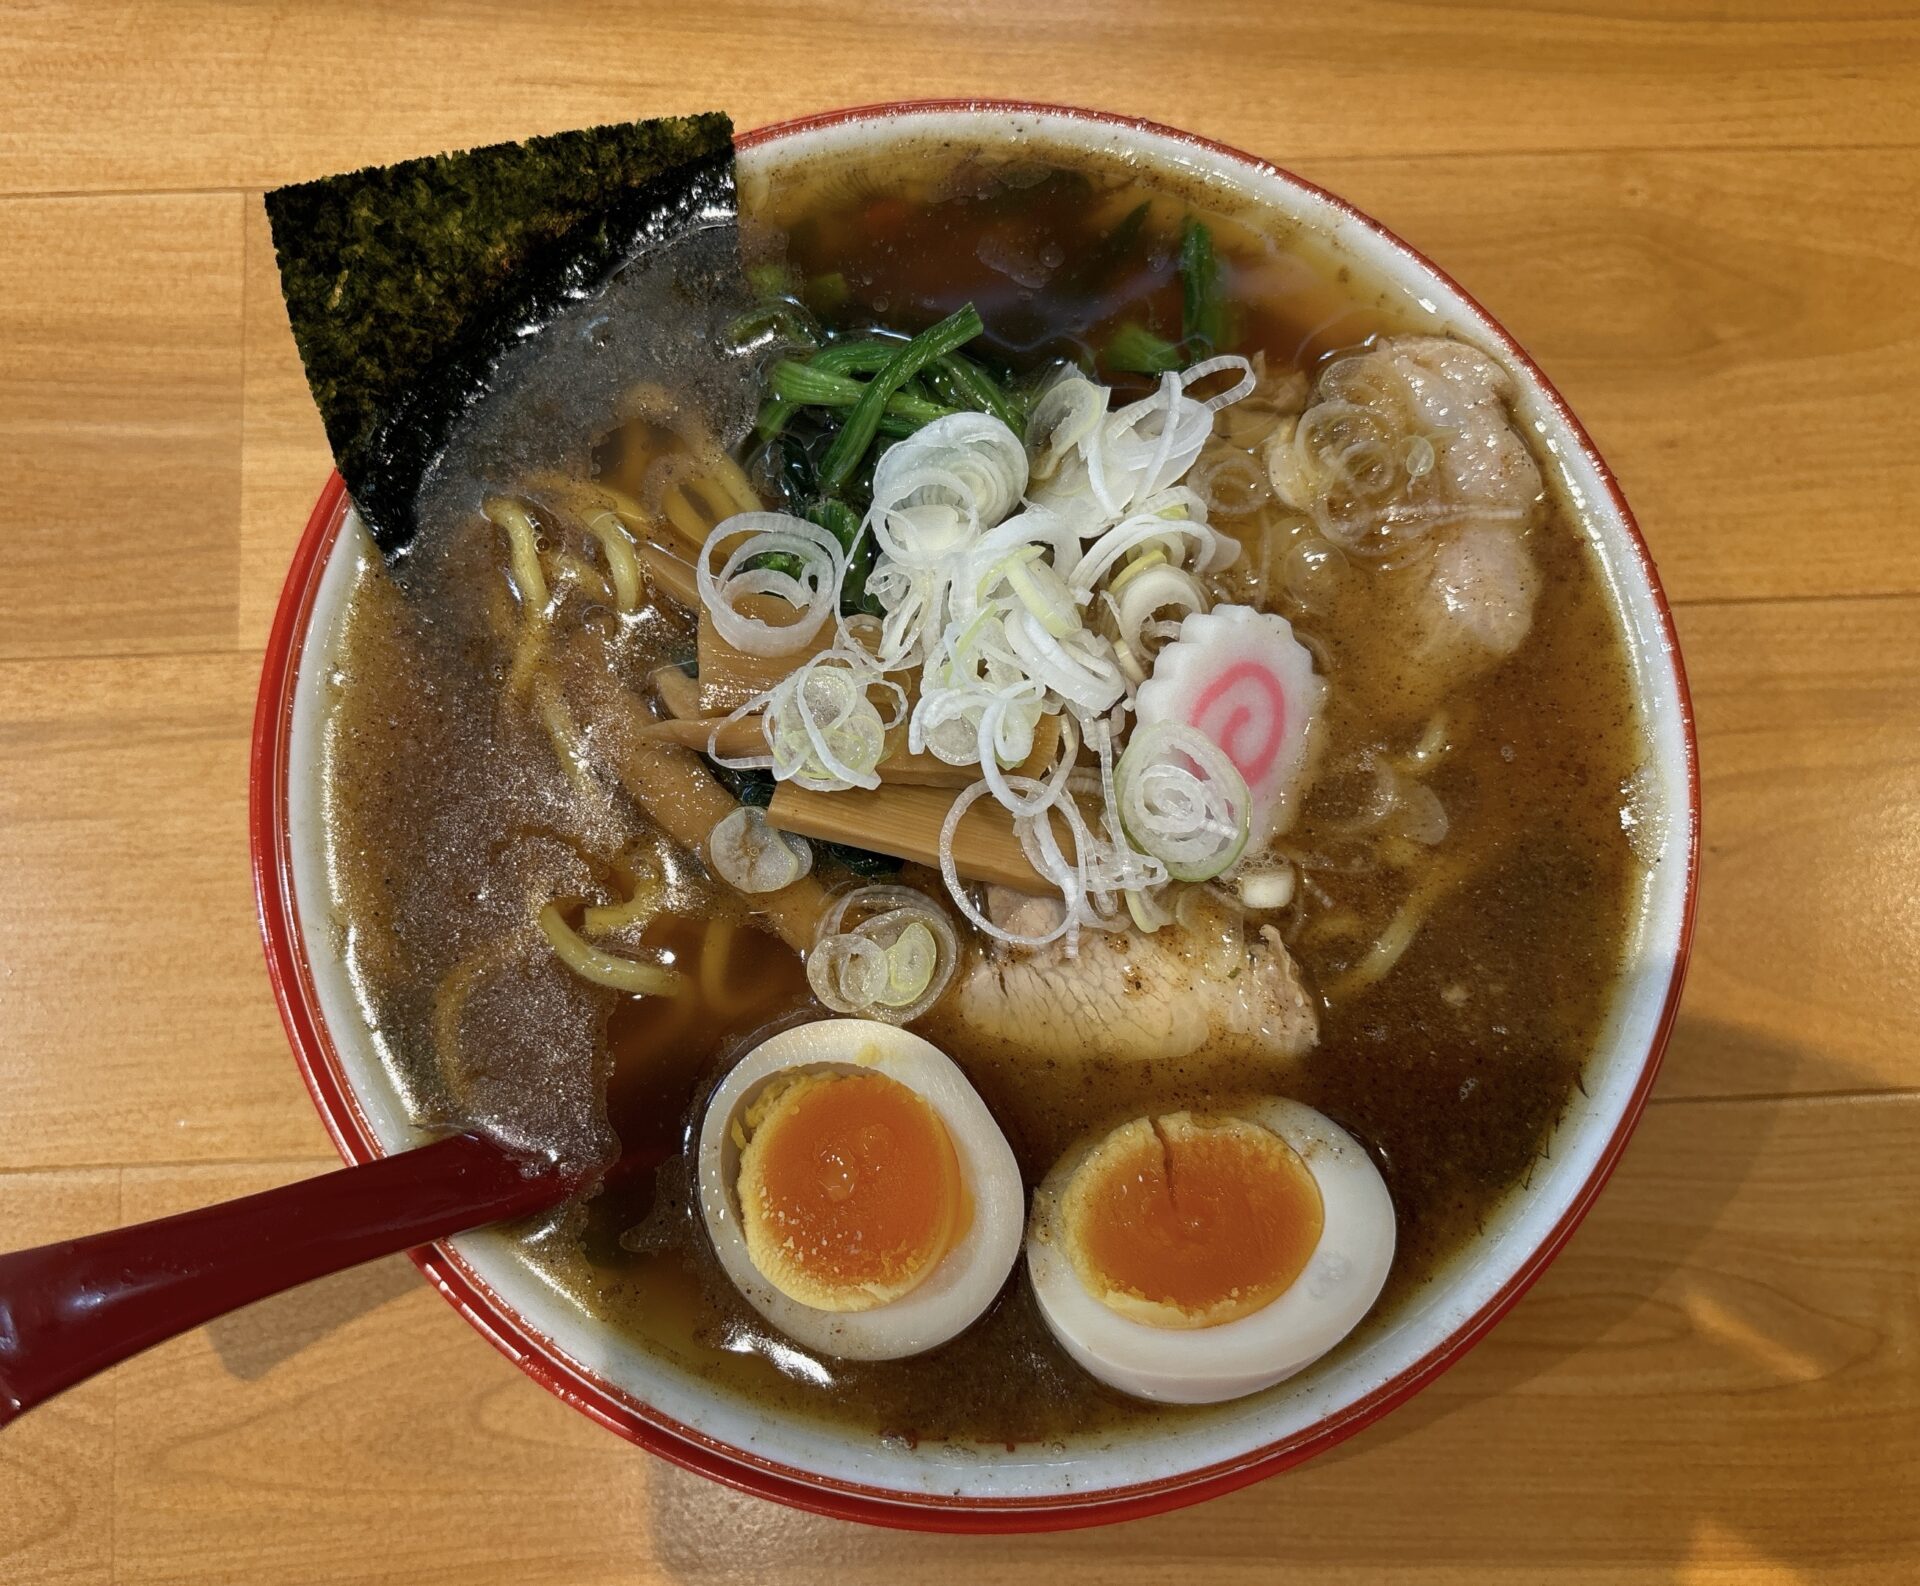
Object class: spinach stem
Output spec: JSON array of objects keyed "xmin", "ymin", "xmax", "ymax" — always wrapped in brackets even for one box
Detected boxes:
[
  {"xmin": 936, "ymin": 351, "xmax": 1024, "ymax": 435},
  {"xmin": 818, "ymin": 304, "xmax": 984, "ymax": 490},
  {"xmin": 769, "ymin": 359, "xmax": 955, "ymax": 426}
]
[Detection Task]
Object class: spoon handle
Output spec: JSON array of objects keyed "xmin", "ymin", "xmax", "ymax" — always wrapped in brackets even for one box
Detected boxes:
[{"xmin": 0, "ymin": 1131, "xmax": 573, "ymax": 1427}]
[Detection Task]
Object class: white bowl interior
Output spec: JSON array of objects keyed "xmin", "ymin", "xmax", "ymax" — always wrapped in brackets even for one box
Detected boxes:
[{"xmin": 282, "ymin": 107, "xmax": 1693, "ymax": 1504}]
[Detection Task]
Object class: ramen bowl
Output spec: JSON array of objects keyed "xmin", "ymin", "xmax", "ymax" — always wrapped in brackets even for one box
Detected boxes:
[{"xmin": 250, "ymin": 100, "xmax": 1699, "ymax": 1531}]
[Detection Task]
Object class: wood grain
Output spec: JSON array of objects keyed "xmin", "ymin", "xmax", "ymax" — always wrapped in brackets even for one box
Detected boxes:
[
  {"xmin": 0, "ymin": 652, "xmax": 330, "ymax": 1169},
  {"xmin": 1667, "ymin": 597, "xmax": 1920, "ymax": 1101},
  {"xmin": 1292, "ymin": 147, "xmax": 1920, "ymax": 606},
  {"xmin": 1, "ymin": 3, "xmax": 1916, "ymax": 1580},
  {"xmin": 0, "ymin": 1171, "xmax": 119, "ymax": 1586},
  {"xmin": 2, "ymin": 1, "xmax": 1917, "ymax": 198},
  {"xmin": 73, "ymin": 1097, "xmax": 1920, "ymax": 1585},
  {"xmin": 227, "ymin": 145, "xmax": 1920, "ymax": 615},
  {"xmin": 0, "ymin": 195, "xmax": 244, "ymax": 661}
]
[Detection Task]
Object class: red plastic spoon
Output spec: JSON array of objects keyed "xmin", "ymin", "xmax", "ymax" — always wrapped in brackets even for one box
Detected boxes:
[{"xmin": 0, "ymin": 1131, "xmax": 579, "ymax": 1428}]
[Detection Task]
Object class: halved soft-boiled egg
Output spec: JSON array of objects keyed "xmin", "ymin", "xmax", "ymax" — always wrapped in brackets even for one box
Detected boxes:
[
  {"xmin": 1026, "ymin": 1099, "xmax": 1394, "ymax": 1403},
  {"xmin": 697, "ymin": 1019, "xmax": 1023, "ymax": 1360}
]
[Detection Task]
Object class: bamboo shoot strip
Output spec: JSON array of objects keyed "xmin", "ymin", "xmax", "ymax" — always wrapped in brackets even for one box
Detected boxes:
[
  {"xmin": 631, "ymin": 540, "xmax": 701, "ymax": 608},
  {"xmin": 636, "ymin": 708, "xmax": 1062, "ymax": 788},
  {"xmin": 634, "ymin": 716, "xmax": 769, "ymax": 758},
  {"xmin": 875, "ymin": 712, "xmax": 1064, "ymax": 787},
  {"xmin": 765, "ymin": 782, "xmax": 1075, "ymax": 896},
  {"xmin": 607, "ymin": 730, "xmax": 831, "ymax": 951},
  {"xmin": 696, "ymin": 598, "xmax": 836, "ymax": 712},
  {"xmin": 650, "ymin": 664, "xmax": 703, "ymax": 721}
]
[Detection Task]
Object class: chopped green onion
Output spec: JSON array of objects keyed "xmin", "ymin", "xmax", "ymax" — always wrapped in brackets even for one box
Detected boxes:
[
  {"xmin": 1105, "ymin": 320, "xmax": 1186, "ymax": 374},
  {"xmin": 843, "ymin": 533, "xmax": 882, "ymax": 613},
  {"xmin": 727, "ymin": 298, "xmax": 818, "ymax": 353},
  {"xmin": 746, "ymin": 260, "xmax": 798, "ymax": 298},
  {"xmin": 802, "ymin": 497, "xmax": 860, "ymax": 553},
  {"xmin": 757, "ymin": 340, "xmax": 905, "ymax": 440},
  {"xmin": 806, "ymin": 271, "xmax": 850, "ymax": 312},
  {"xmin": 746, "ymin": 549, "xmax": 807, "ymax": 580},
  {"xmin": 898, "ymin": 373, "xmax": 941, "ymax": 408},
  {"xmin": 920, "ymin": 361, "xmax": 963, "ymax": 409},
  {"xmin": 803, "ymin": 498, "xmax": 877, "ymax": 616},
  {"xmin": 819, "ymin": 304, "xmax": 985, "ymax": 491},
  {"xmin": 1179, "ymin": 218, "xmax": 1231, "ymax": 356},
  {"xmin": 768, "ymin": 359, "xmax": 955, "ymax": 427},
  {"xmin": 767, "ymin": 359, "xmax": 858, "ymax": 405}
]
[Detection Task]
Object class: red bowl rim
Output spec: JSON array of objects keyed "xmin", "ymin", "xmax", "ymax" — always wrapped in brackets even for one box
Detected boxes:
[{"xmin": 249, "ymin": 97, "xmax": 1701, "ymax": 1533}]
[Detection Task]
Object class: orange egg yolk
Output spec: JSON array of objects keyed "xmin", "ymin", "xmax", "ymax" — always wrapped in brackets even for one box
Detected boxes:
[
  {"xmin": 735, "ymin": 1069, "xmax": 971, "ymax": 1313},
  {"xmin": 1062, "ymin": 1113, "xmax": 1325, "ymax": 1329}
]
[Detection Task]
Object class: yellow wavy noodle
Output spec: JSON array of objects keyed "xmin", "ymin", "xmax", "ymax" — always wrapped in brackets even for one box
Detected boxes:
[
  {"xmin": 482, "ymin": 497, "xmax": 551, "ymax": 699},
  {"xmin": 1321, "ymin": 856, "xmax": 1474, "ymax": 1003},
  {"xmin": 698, "ymin": 916, "xmax": 737, "ymax": 1009},
  {"xmin": 484, "ymin": 497, "xmax": 550, "ymax": 610},
  {"xmin": 506, "ymin": 615, "xmax": 545, "ymax": 699},
  {"xmin": 579, "ymin": 510, "xmax": 642, "ymax": 612},
  {"xmin": 644, "ymin": 450, "xmax": 762, "ymax": 550},
  {"xmin": 582, "ymin": 860, "xmax": 667, "ymax": 937},
  {"xmin": 547, "ymin": 550, "xmax": 615, "ymax": 606},
  {"xmin": 537, "ymin": 901, "xmax": 683, "ymax": 997}
]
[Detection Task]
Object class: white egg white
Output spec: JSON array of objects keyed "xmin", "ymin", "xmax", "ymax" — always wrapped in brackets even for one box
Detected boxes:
[
  {"xmin": 697, "ymin": 1019, "xmax": 1023, "ymax": 1362},
  {"xmin": 1026, "ymin": 1097, "xmax": 1395, "ymax": 1404}
]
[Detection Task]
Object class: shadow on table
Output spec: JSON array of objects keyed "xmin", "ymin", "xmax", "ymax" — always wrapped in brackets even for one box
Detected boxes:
[
  {"xmin": 204, "ymin": 1253, "xmax": 419, "ymax": 1381},
  {"xmin": 637, "ymin": 1013, "xmax": 1873, "ymax": 1583}
]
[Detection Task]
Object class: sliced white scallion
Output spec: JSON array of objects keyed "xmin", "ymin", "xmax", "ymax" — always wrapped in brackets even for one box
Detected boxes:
[
  {"xmin": 868, "ymin": 412, "xmax": 1029, "ymax": 569},
  {"xmin": 696, "ymin": 511, "xmax": 847, "ymax": 657},
  {"xmin": 714, "ymin": 650, "xmax": 905, "ymax": 794},
  {"xmin": 1000, "ymin": 610, "xmax": 1128, "ymax": 717},
  {"xmin": 1114, "ymin": 721, "xmax": 1253, "ymax": 883},
  {"xmin": 1181, "ymin": 353, "xmax": 1258, "ymax": 412},
  {"xmin": 1237, "ymin": 862, "xmax": 1297, "ymax": 911},
  {"xmin": 1026, "ymin": 373, "xmax": 1109, "ymax": 484},
  {"xmin": 807, "ymin": 886, "xmax": 961, "ymax": 1024},
  {"xmin": 939, "ymin": 779, "xmax": 1078, "ymax": 950},
  {"xmin": 1124, "ymin": 884, "xmax": 1175, "ymax": 933},
  {"xmin": 708, "ymin": 806, "xmax": 813, "ymax": 895},
  {"xmin": 1113, "ymin": 563, "xmax": 1209, "ymax": 662},
  {"xmin": 714, "ymin": 334, "xmax": 1263, "ymax": 946}
]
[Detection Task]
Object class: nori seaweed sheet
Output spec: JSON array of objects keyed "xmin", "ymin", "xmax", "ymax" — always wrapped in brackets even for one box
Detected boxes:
[{"xmin": 265, "ymin": 113, "xmax": 734, "ymax": 553}]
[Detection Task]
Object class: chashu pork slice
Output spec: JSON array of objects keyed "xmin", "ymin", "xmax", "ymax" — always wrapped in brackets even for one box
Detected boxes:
[{"xmin": 931, "ymin": 891, "xmax": 1318, "ymax": 1066}]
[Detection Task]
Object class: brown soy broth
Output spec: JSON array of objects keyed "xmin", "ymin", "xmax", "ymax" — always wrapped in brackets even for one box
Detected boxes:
[
  {"xmin": 324, "ymin": 135, "xmax": 1645, "ymax": 1448},
  {"xmin": 1284, "ymin": 518, "xmax": 1641, "ymax": 1310},
  {"xmin": 747, "ymin": 147, "xmax": 1409, "ymax": 383}
]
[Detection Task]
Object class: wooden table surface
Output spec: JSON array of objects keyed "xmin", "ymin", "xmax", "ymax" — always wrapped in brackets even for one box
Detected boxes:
[{"xmin": 3, "ymin": 2, "xmax": 1916, "ymax": 1580}]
